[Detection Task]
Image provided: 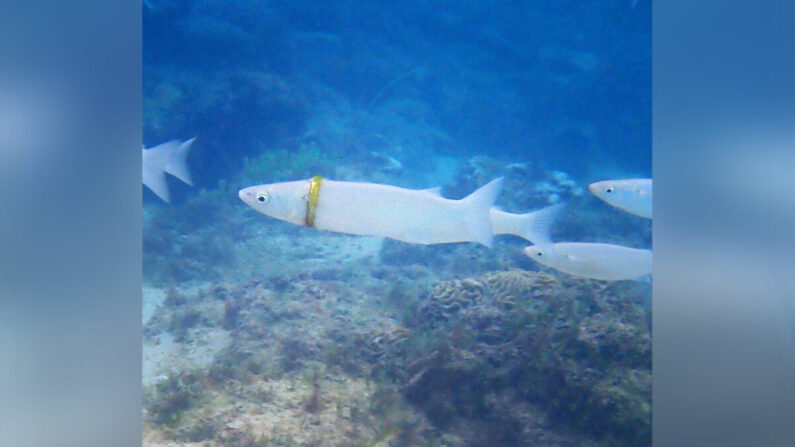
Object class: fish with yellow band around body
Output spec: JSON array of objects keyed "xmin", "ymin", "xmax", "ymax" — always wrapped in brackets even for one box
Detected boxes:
[{"xmin": 239, "ymin": 176, "xmax": 563, "ymax": 247}]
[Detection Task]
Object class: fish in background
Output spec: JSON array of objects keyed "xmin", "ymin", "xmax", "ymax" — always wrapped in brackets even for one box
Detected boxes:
[
  {"xmin": 520, "ymin": 188, "xmax": 652, "ymax": 280},
  {"xmin": 588, "ymin": 178, "xmax": 652, "ymax": 218},
  {"xmin": 239, "ymin": 176, "xmax": 504, "ymax": 246},
  {"xmin": 524, "ymin": 242, "xmax": 652, "ymax": 281},
  {"xmin": 142, "ymin": 137, "xmax": 196, "ymax": 202}
]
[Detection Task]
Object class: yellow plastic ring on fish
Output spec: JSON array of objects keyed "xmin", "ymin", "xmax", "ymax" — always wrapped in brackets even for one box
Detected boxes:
[{"xmin": 305, "ymin": 175, "xmax": 323, "ymax": 227}]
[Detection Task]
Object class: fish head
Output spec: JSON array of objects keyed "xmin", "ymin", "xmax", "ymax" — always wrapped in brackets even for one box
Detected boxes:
[
  {"xmin": 523, "ymin": 244, "xmax": 560, "ymax": 268},
  {"xmin": 591, "ymin": 180, "xmax": 642, "ymax": 212},
  {"xmin": 588, "ymin": 179, "xmax": 652, "ymax": 218},
  {"xmin": 588, "ymin": 180, "xmax": 619, "ymax": 198},
  {"xmin": 238, "ymin": 180, "xmax": 310, "ymax": 226}
]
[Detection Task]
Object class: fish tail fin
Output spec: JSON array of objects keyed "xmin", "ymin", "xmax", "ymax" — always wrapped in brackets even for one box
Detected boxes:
[
  {"xmin": 142, "ymin": 168, "xmax": 170, "ymax": 202},
  {"xmin": 462, "ymin": 177, "xmax": 504, "ymax": 247},
  {"xmin": 514, "ymin": 203, "xmax": 566, "ymax": 245},
  {"xmin": 165, "ymin": 137, "xmax": 196, "ymax": 186},
  {"xmin": 142, "ymin": 140, "xmax": 181, "ymax": 202}
]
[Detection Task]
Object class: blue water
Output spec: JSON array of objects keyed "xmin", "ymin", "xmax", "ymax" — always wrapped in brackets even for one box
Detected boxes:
[
  {"xmin": 143, "ymin": 2, "xmax": 651, "ymax": 445},
  {"xmin": 144, "ymin": 0, "xmax": 649, "ymax": 191}
]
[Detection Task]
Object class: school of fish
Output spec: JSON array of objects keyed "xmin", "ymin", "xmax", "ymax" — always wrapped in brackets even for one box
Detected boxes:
[
  {"xmin": 143, "ymin": 140, "xmax": 650, "ymax": 281},
  {"xmin": 238, "ymin": 175, "xmax": 652, "ymax": 281},
  {"xmin": 525, "ymin": 178, "xmax": 652, "ymax": 280}
]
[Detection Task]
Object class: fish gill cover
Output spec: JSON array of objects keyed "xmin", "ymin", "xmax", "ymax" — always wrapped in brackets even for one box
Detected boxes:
[{"xmin": 143, "ymin": 1, "xmax": 650, "ymax": 446}]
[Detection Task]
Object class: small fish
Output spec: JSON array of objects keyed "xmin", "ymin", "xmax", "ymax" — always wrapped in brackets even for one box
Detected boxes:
[
  {"xmin": 588, "ymin": 178, "xmax": 652, "ymax": 218},
  {"xmin": 142, "ymin": 137, "xmax": 196, "ymax": 202},
  {"xmin": 239, "ymin": 177, "xmax": 504, "ymax": 246},
  {"xmin": 524, "ymin": 242, "xmax": 652, "ymax": 281}
]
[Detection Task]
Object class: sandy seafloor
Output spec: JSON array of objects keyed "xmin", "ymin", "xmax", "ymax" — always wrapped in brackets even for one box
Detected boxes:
[{"xmin": 142, "ymin": 1, "xmax": 651, "ymax": 446}]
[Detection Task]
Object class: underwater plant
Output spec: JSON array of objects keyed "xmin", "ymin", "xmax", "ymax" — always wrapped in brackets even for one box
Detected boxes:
[{"xmin": 242, "ymin": 141, "xmax": 332, "ymax": 184}]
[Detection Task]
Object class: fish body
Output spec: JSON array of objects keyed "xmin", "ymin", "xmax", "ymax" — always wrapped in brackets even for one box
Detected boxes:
[
  {"xmin": 524, "ymin": 242, "xmax": 652, "ymax": 280},
  {"xmin": 239, "ymin": 177, "xmax": 503, "ymax": 246},
  {"xmin": 588, "ymin": 178, "xmax": 652, "ymax": 218},
  {"xmin": 142, "ymin": 137, "xmax": 196, "ymax": 202}
]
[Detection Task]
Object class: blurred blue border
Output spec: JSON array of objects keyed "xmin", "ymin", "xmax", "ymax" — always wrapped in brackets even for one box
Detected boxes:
[
  {"xmin": 0, "ymin": 2, "xmax": 141, "ymax": 447},
  {"xmin": 655, "ymin": 0, "xmax": 795, "ymax": 446}
]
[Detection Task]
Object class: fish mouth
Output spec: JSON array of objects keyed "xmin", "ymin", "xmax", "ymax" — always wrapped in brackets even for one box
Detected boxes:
[
  {"xmin": 238, "ymin": 188, "xmax": 252, "ymax": 202},
  {"xmin": 587, "ymin": 183, "xmax": 597, "ymax": 194}
]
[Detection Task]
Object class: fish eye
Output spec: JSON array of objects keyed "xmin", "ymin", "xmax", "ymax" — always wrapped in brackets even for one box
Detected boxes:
[
  {"xmin": 605, "ymin": 187, "xmax": 614, "ymax": 194},
  {"xmin": 256, "ymin": 192, "xmax": 270, "ymax": 203},
  {"xmin": 537, "ymin": 250, "xmax": 543, "ymax": 256}
]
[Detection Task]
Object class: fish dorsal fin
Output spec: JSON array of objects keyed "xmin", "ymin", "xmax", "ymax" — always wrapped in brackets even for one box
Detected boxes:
[{"xmin": 420, "ymin": 186, "xmax": 442, "ymax": 196}]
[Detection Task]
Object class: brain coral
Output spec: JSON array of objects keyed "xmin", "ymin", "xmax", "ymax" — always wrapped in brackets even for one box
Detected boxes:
[
  {"xmin": 417, "ymin": 270, "xmax": 560, "ymax": 323},
  {"xmin": 480, "ymin": 270, "xmax": 559, "ymax": 310}
]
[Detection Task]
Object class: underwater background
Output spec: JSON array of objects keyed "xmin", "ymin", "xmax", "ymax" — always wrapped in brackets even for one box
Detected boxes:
[{"xmin": 143, "ymin": 1, "xmax": 651, "ymax": 446}]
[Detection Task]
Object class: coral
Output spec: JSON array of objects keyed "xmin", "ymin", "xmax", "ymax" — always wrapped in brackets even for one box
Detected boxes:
[
  {"xmin": 144, "ymin": 262, "xmax": 649, "ymax": 447},
  {"xmin": 393, "ymin": 270, "xmax": 651, "ymax": 446},
  {"xmin": 416, "ymin": 270, "xmax": 559, "ymax": 323},
  {"xmin": 417, "ymin": 278, "xmax": 487, "ymax": 322},
  {"xmin": 357, "ymin": 326, "xmax": 413, "ymax": 364},
  {"xmin": 577, "ymin": 313, "xmax": 652, "ymax": 369},
  {"xmin": 480, "ymin": 270, "xmax": 559, "ymax": 310}
]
